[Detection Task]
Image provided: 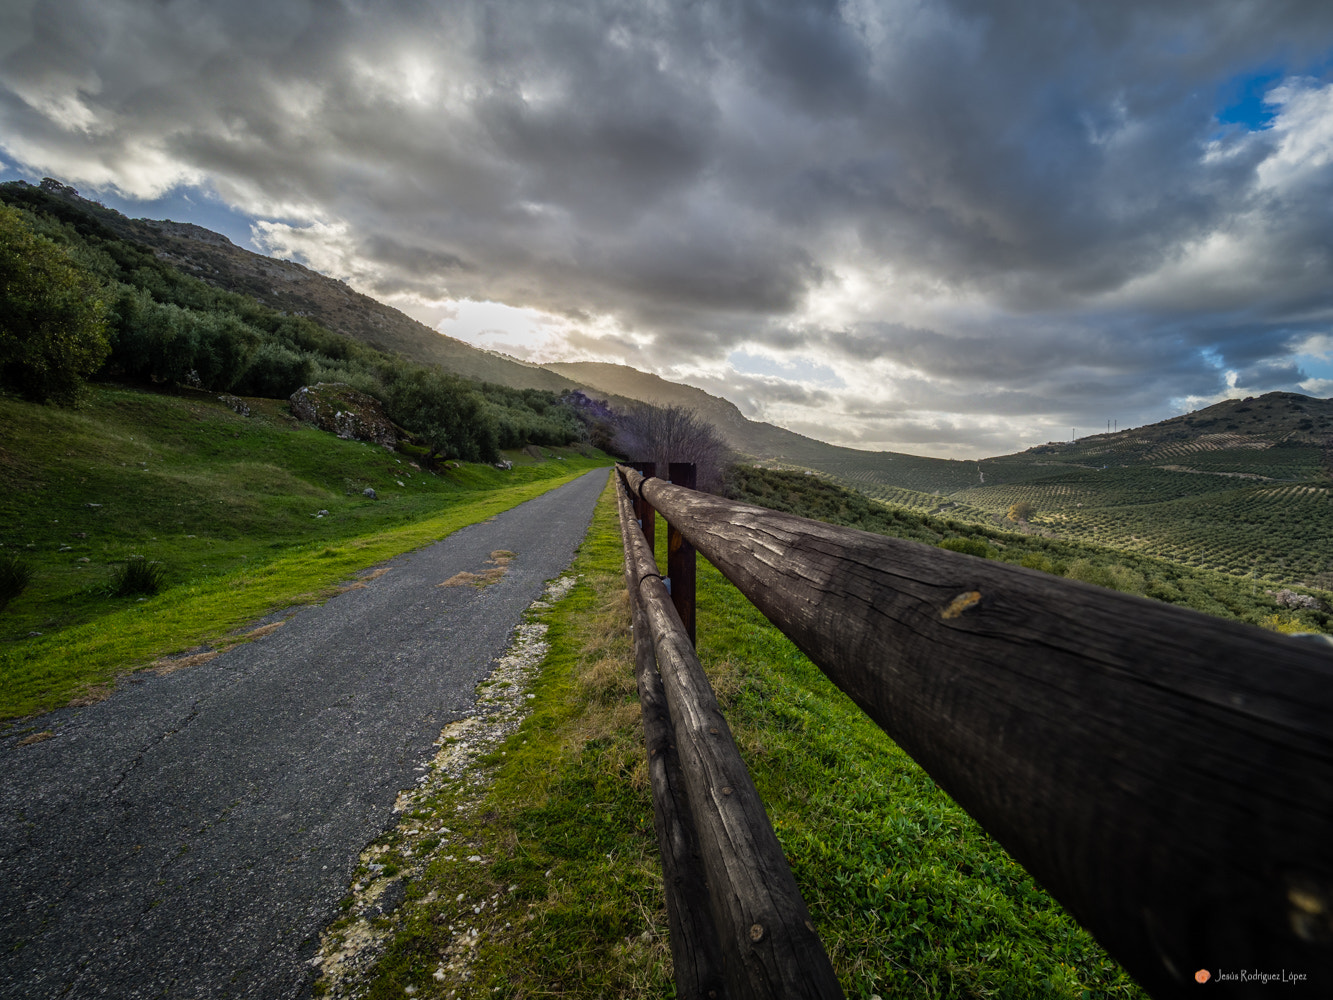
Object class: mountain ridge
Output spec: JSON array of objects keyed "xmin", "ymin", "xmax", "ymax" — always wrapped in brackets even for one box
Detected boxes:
[{"xmin": 11, "ymin": 178, "xmax": 1330, "ymax": 487}]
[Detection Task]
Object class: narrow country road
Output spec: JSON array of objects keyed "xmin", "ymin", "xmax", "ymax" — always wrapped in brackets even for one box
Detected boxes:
[{"xmin": 0, "ymin": 468, "xmax": 610, "ymax": 1000}]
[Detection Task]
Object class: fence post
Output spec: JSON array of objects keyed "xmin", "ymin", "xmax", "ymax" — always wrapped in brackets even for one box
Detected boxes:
[
  {"xmin": 668, "ymin": 463, "xmax": 697, "ymax": 647},
  {"xmin": 630, "ymin": 461, "xmax": 656, "ymax": 557},
  {"xmin": 615, "ymin": 475, "xmax": 728, "ymax": 999}
]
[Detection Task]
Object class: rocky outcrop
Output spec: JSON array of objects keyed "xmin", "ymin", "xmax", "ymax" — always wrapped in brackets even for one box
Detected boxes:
[{"xmin": 288, "ymin": 384, "xmax": 397, "ymax": 448}]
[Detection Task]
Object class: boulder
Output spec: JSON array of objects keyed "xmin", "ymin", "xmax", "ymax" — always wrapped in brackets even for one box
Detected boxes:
[
  {"xmin": 289, "ymin": 384, "xmax": 397, "ymax": 448},
  {"xmin": 218, "ymin": 394, "xmax": 250, "ymax": 417}
]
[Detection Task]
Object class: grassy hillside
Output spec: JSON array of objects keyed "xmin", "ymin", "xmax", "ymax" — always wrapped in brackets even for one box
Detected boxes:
[
  {"xmin": 7, "ymin": 179, "xmax": 581, "ymax": 394},
  {"xmin": 1, "ymin": 182, "xmax": 593, "ymax": 459},
  {"xmin": 725, "ymin": 466, "xmax": 1331, "ymax": 634},
  {"xmin": 340, "ymin": 477, "xmax": 1147, "ymax": 1000},
  {"xmin": 0, "ymin": 385, "xmax": 611, "ymax": 719},
  {"xmin": 812, "ymin": 393, "xmax": 1333, "ymax": 589}
]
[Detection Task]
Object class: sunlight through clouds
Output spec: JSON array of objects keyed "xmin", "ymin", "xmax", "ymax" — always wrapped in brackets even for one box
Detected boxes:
[{"xmin": 3, "ymin": 0, "xmax": 1332, "ymax": 455}]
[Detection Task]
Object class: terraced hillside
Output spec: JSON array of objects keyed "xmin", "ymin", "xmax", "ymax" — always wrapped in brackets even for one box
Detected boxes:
[{"xmin": 827, "ymin": 393, "xmax": 1333, "ymax": 589}]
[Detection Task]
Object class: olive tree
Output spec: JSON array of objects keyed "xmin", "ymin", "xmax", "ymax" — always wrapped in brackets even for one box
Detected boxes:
[
  {"xmin": 387, "ymin": 368, "xmax": 498, "ymax": 466},
  {"xmin": 0, "ymin": 204, "xmax": 110, "ymax": 404}
]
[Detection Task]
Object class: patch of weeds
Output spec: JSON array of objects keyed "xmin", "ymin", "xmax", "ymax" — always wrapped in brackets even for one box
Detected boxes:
[
  {"xmin": 0, "ymin": 550, "xmax": 34, "ymax": 612},
  {"xmin": 110, "ymin": 556, "xmax": 166, "ymax": 597}
]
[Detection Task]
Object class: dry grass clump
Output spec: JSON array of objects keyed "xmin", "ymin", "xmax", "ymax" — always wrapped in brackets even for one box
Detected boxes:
[{"xmin": 439, "ymin": 550, "xmax": 516, "ymax": 588}]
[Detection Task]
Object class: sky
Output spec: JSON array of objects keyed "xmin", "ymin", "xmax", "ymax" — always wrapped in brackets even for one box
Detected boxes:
[{"xmin": 3, "ymin": 1, "xmax": 1333, "ymax": 458}]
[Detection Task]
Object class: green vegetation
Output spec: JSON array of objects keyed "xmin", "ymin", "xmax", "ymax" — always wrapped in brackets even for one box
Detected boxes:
[
  {"xmin": 109, "ymin": 555, "xmax": 166, "ymax": 597},
  {"xmin": 0, "ymin": 203, "xmax": 111, "ymax": 404},
  {"xmin": 0, "ymin": 551, "xmax": 33, "ymax": 612},
  {"xmin": 0, "ymin": 182, "xmax": 590, "ymax": 462},
  {"xmin": 343, "ymin": 478, "xmax": 1144, "ymax": 998},
  {"xmin": 795, "ymin": 393, "xmax": 1333, "ymax": 592},
  {"xmin": 0, "ymin": 385, "xmax": 610, "ymax": 719},
  {"xmin": 725, "ymin": 465, "xmax": 1331, "ymax": 634}
]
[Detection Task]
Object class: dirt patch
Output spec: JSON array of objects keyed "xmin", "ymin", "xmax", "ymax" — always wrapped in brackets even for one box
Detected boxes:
[
  {"xmin": 438, "ymin": 551, "xmax": 515, "ymax": 589},
  {"xmin": 17, "ymin": 731, "xmax": 55, "ymax": 746},
  {"xmin": 341, "ymin": 567, "xmax": 392, "ymax": 593},
  {"xmin": 67, "ymin": 683, "xmax": 113, "ymax": 707},
  {"xmin": 153, "ymin": 650, "xmax": 221, "ymax": 675}
]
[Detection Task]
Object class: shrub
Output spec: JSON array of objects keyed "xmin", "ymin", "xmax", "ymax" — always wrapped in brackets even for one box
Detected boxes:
[
  {"xmin": 939, "ymin": 537, "xmax": 993, "ymax": 558},
  {"xmin": 1064, "ymin": 559, "xmax": 1146, "ymax": 595},
  {"xmin": 0, "ymin": 203, "xmax": 111, "ymax": 403},
  {"xmin": 111, "ymin": 556, "xmax": 166, "ymax": 597},
  {"xmin": 0, "ymin": 550, "xmax": 34, "ymax": 612},
  {"xmin": 1007, "ymin": 500, "xmax": 1036, "ymax": 522},
  {"xmin": 387, "ymin": 368, "xmax": 498, "ymax": 465}
]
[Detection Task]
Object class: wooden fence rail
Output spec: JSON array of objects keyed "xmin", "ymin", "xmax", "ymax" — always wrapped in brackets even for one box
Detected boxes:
[
  {"xmin": 616, "ymin": 469, "xmax": 843, "ymax": 1000},
  {"xmin": 616, "ymin": 463, "xmax": 1333, "ymax": 999}
]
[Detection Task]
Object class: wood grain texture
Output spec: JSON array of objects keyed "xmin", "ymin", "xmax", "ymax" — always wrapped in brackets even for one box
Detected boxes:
[
  {"xmin": 616, "ymin": 480, "xmax": 728, "ymax": 999},
  {"xmin": 629, "ymin": 461, "xmax": 657, "ymax": 556},
  {"xmin": 668, "ymin": 463, "xmax": 698, "ymax": 647},
  {"xmin": 622, "ymin": 466, "xmax": 1333, "ymax": 999},
  {"xmin": 618, "ymin": 472, "xmax": 845, "ymax": 1000}
]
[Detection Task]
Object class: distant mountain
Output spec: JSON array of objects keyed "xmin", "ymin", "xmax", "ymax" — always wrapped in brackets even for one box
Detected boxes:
[
  {"xmin": 20, "ymin": 179, "xmax": 1326, "ymax": 496},
  {"xmin": 542, "ymin": 361, "xmax": 852, "ymax": 462},
  {"xmin": 1003, "ymin": 391, "xmax": 1333, "ymax": 464}
]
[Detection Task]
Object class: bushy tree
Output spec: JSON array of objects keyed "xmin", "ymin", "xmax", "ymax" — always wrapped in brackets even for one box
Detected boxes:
[
  {"xmin": 613, "ymin": 403, "xmax": 732, "ymax": 492},
  {"xmin": 388, "ymin": 368, "xmax": 498, "ymax": 466},
  {"xmin": 0, "ymin": 204, "xmax": 110, "ymax": 403},
  {"xmin": 1008, "ymin": 501, "xmax": 1036, "ymax": 522}
]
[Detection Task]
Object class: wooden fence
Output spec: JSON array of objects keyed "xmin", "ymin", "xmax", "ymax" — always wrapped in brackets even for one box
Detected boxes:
[{"xmin": 614, "ymin": 463, "xmax": 1333, "ymax": 999}]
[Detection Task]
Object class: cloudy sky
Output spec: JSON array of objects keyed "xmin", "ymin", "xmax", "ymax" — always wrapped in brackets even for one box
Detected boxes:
[{"xmin": 4, "ymin": 0, "xmax": 1333, "ymax": 457}]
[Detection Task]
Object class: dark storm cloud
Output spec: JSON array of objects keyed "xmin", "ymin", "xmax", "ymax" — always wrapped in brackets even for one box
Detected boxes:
[{"xmin": 3, "ymin": 0, "xmax": 1333, "ymax": 452}]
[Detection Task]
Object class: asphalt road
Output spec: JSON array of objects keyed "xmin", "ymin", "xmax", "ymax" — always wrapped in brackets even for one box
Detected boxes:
[{"xmin": 0, "ymin": 467, "xmax": 609, "ymax": 999}]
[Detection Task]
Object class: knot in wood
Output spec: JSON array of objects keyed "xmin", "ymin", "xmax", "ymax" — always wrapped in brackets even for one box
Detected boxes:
[
  {"xmin": 721, "ymin": 786, "xmax": 733, "ymax": 795},
  {"xmin": 749, "ymin": 923, "xmax": 764, "ymax": 942},
  {"xmin": 941, "ymin": 590, "xmax": 982, "ymax": 619}
]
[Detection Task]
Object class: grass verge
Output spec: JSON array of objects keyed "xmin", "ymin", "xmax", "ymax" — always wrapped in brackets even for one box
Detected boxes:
[
  {"xmin": 0, "ymin": 473, "xmax": 600, "ymax": 721},
  {"xmin": 337, "ymin": 477, "xmax": 1145, "ymax": 999},
  {"xmin": 0, "ymin": 384, "xmax": 611, "ymax": 720}
]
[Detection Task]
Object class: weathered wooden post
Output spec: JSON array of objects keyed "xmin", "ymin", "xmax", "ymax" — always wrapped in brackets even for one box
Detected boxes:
[
  {"xmin": 615, "ymin": 475, "xmax": 728, "ymax": 999},
  {"xmin": 668, "ymin": 462, "xmax": 697, "ymax": 647},
  {"xmin": 629, "ymin": 461, "xmax": 656, "ymax": 555}
]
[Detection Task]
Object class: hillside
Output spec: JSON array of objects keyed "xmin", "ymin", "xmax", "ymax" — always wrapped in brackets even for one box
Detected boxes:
[
  {"xmin": 545, "ymin": 360, "xmax": 961, "ymax": 468},
  {"xmin": 827, "ymin": 392, "xmax": 1333, "ymax": 588},
  {"xmin": 12, "ymin": 177, "xmax": 1330, "ymax": 589},
  {"xmin": 0, "ymin": 383, "xmax": 609, "ymax": 715},
  {"xmin": 6, "ymin": 179, "xmax": 580, "ymax": 393}
]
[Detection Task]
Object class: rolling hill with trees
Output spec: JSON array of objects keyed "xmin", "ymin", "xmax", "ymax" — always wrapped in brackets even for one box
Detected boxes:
[{"xmin": 8, "ymin": 175, "xmax": 1329, "ymax": 593}]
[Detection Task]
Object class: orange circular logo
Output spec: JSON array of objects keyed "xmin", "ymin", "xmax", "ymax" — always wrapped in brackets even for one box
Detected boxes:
[{"xmin": 1195, "ymin": 969, "xmax": 1211, "ymax": 984}]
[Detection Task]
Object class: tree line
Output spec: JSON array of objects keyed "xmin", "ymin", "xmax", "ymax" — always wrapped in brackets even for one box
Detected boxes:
[{"xmin": 0, "ymin": 182, "xmax": 585, "ymax": 465}]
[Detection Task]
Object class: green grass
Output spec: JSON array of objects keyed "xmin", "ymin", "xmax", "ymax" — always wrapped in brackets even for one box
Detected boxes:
[
  {"xmin": 346, "ymin": 477, "xmax": 1145, "ymax": 999},
  {"xmin": 0, "ymin": 385, "xmax": 610, "ymax": 719}
]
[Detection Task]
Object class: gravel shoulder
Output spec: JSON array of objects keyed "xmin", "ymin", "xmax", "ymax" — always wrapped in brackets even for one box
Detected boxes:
[{"xmin": 0, "ymin": 468, "xmax": 609, "ymax": 1000}]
